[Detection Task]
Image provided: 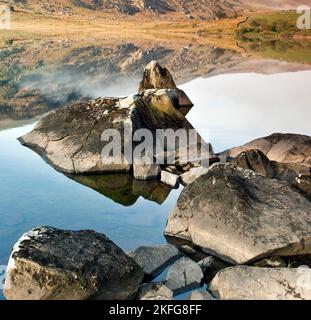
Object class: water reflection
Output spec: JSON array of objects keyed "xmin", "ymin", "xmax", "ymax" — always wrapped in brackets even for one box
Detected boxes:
[
  {"xmin": 1, "ymin": 38, "xmax": 311, "ymax": 127},
  {"xmin": 69, "ymin": 174, "xmax": 172, "ymax": 206}
]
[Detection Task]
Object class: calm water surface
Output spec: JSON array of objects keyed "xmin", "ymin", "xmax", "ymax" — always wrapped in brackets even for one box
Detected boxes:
[{"xmin": 1, "ymin": 58, "xmax": 311, "ymax": 299}]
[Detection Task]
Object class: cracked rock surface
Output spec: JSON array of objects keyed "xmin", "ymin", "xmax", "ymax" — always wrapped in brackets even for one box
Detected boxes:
[
  {"xmin": 4, "ymin": 227, "xmax": 143, "ymax": 300},
  {"xmin": 165, "ymin": 163, "xmax": 311, "ymax": 265}
]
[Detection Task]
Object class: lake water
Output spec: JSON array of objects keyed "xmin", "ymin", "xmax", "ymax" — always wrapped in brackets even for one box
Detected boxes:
[{"xmin": 1, "ymin": 40, "xmax": 311, "ymax": 299}]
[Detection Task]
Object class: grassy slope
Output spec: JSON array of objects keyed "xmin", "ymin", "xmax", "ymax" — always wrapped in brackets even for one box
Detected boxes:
[{"xmin": 236, "ymin": 11, "xmax": 311, "ymax": 64}]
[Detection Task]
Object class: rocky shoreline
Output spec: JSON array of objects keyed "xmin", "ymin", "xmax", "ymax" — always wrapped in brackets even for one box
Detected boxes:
[{"xmin": 3, "ymin": 62, "xmax": 311, "ymax": 300}]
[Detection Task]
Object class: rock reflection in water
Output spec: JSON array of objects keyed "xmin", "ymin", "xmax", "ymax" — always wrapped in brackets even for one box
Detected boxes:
[{"xmin": 68, "ymin": 174, "xmax": 172, "ymax": 206}]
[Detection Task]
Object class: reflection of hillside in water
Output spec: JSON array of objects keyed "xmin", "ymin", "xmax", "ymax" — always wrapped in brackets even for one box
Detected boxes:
[{"xmin": 1, "ymin": 38, "xmax": 311, "ymax": 125}]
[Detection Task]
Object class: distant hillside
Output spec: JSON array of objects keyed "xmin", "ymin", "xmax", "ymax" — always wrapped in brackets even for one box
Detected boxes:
[
  {"xmin": 3, "ymin": 0, "xmax": 311, "ymax": 19},
  {"xmin": 242, "ymin": 0, "xmax": 311, "ymax": 10},
  {"xmin": 2, "ymin": 0, "xmax": 246, "ymax": 19}
]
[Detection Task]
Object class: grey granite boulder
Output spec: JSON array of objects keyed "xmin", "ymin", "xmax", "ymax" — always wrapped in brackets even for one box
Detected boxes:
[
  {"xmin": 165, "ymin": 257, "xmax": 203, "ymax": 294},
  {"xmin": 3, "ymin": 227, "xmax": 143, "ymax": 300},
  {"xmin": 210, "ymin": 266, "xmax": 311, "ymax": 300},
  {"xmin": 128, "ymin": 244, "xmax": 182, "ymax": 278},
  {"xmin": 165, "ymin": 163, "xmax": 311, "ymax": 265}
]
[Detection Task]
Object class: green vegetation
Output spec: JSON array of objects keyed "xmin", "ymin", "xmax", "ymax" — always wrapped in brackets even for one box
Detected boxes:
[
  {"xmin": 236, "ymin": 12, "xmax": 311, "ymax": 64},
  {"xmin": 236, "ymin": 11, "xmax": 311, "ymax": 40}
]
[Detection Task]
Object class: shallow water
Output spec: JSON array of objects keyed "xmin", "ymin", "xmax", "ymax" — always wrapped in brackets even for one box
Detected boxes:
[{"xmin": 1, "ymin": 41, "xmax": 311, "ymax": 299}]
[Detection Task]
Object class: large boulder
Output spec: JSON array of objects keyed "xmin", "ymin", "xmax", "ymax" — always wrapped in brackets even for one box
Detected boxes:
[
  {"xmin": 19, "ymin": 89, "xmax": 198, "ymax": 174},
  {"xmin": 210, "ymin": 266, "xmax": 311, "ymax": 300},
  {"xmin": 165, "ymin": 163, "xmax": 311, "ymax": 265},
  {"xmin": 228, "ymin": 133, "xmax": 311, "ymax": 167},
  {"xmin": 230, "ymin": 149, "xmax": 311, "ymax": 199},
  {"xmin": 3, "ymin": 227, "xmax": 143, "ymax": 300}
]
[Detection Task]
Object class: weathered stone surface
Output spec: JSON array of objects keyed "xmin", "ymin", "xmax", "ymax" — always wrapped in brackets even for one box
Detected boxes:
[
  {"xmin": 253, "ymin": 257, "xmax": 287, "ymax": 268},
  {"xmin": 230, "ymin": 149, "xmax": 311, "ymax": 199},
  {"xmin": 161, "ymin": 171, "xmax": 180, "ymax": 188},
  {"xmin": 138, "ymin": 61, "xmax": 193, "ymax": 116},
  {"xmin": 181, "ymin": 166, "xmax": 209, "ymax": 186},
  {"xmin": 4, "ymin": 227, "xmax": 143, "ymax": 300},
  {"xmin": 128, "ymin": 244, "xmax": 181, "ymax": 278},
  {"xmin": 187, "ymin": 289, "xmax": 215, "ymax": 300},
  {"xmin": 137, "ymin": 283, "xmax": 173, "ymax": 300},
  {"xmin": 139, "ymin": 61, "xmax": 177, "ymax": 91},
  {"xmin": 231, "ymin": 149, "xmax": 274, "ymax": 178},
  {"xmin": 228, "ymin": 133, "xmax": 311, "ymax": 167},
  {"xmin": 210, "ymin": 266, "xmax": 311, "ymax": 300},
  {"xmin": 165, "ymin": 163, "xmax": 311, "ymax": 265},
  {"xmin": 19, "ymin": 89, "xmax": 199, "ymax": 174},
  {"xmin": 165, "ymin": 257, "xmax": 203, "ymax": 294},
  {"xmin": 293, "ymin": 175, "xmax": 311, "ymax": 200},
  {"xmin": 133, "ymin": 164, "xmax": 161, "ymax": 181}
]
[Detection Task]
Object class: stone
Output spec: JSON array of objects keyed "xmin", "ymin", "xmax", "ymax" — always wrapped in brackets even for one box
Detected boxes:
[
  {"xmin": 187, "ymin": 290, "xmax": 215, "ymax": 300},
  {"xmin": 293, "ymin": 174, "xmax": 311, "ymax": 200},
  {"xmin": 210, "ymin": 266, "xmax": 311, "ymax": 300},
  {"xmin": 139, "ymin": 61, "xmax": 177, "ymax": 91},
  {"xmin": 137, "ymin": 283, "xmax": 173, "ymax": 300},
  {"xmin": 161, "ymin": 171, "xmax": 180, "ymax": 188},
  {"xmin": 165, "ymin": 257, "xmax": 203, "ymax": 294},
  {"xmin": 198, "ymin": 256, "xmax": 231, "ymax": 282},
  {"xmin": 128, "ymin": 244, "xmax": 181, "ymax": 278},
  {"xmin": 253, "ymin": 257, "xmax": 287, "ymax": 268},
  {"xmin": 19, "ymin": 62, "xmax": 211, "ymax": 174},
  {"xmin": 138, "ymin": 60, "xmax": 193, "ymax": 116},
  {"xmin": 3, "ymin": 227, "xmax": 143, "ymax": 300},
  {"xmin": 165, "ymin": 163, "xmax": 311, "ymax": 265},
  {"xmin": 228, "ymin": 133, "xmax": 311, "ymax": 168},
  {"xmin": 133, "ymin": 164, "xmax": 161, "ymax": 180},
  {"xmin": 230, "ymin": 149, "xmax": 311, "ymax": 199},
  {"xmin": 231, "ymin": 149, "xmax": 274, "ymax": 178},
  {"xmin": 181, "ymin": 166, "xmax": 209, "ymax": 186}
]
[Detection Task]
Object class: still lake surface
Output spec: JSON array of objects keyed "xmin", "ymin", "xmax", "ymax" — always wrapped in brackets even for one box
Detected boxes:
[{"xmin": 1, "ymin": 50, "xmax": 311, "ymax": 299}]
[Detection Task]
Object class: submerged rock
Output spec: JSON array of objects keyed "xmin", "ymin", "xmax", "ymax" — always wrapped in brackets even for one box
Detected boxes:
[
  {"xmin": 4, "ymin": 227, "xmax": 143, "ymax": 300},
  {"xmin": 137, "ymin": 283, "xmax": 173, "ymax": 300},
  {"xmin": 128, "ymin": 244, "xmax": 182, "ymax": 278},
  {"xmin": 165, "ymin": 257, "xmax": 203, "ymax": 295},
  {"xmin": 165, "ymin": 163, "xmax": 311, "ymax": 265},
  {"xmin": 210, "ymin": 266, "xmax": 311, "ymax": 300}
]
